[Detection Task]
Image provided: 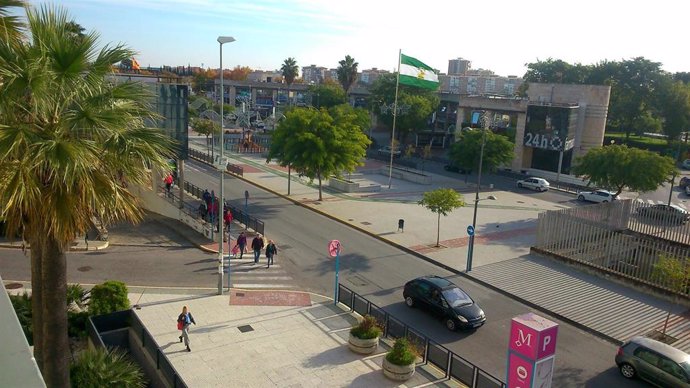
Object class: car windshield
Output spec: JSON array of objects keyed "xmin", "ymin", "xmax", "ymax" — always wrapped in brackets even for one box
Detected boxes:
[
  {"xmin": 681, "ymin": 361, "xmax": 690, "ymax": 377},
  {"xmin": 442, "ymin": 287, "xmax": 473, "ymax": 307}
]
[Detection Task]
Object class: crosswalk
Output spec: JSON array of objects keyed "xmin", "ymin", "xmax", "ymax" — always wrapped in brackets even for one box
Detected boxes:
[
  {"xmin": 635, "ymin": 198, "xmax": 688, "ymax": 209},
  {"xmin": 223, "ymin": 256, "xmax": 296, "ymax": 290}
]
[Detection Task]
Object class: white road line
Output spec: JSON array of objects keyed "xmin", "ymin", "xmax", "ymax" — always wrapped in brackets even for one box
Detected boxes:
[{"xmin": 231, "ymin": 283, "xmax": 294, "ymax": 289}]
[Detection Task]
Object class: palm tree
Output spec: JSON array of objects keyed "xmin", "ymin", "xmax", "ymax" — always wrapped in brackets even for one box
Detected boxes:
[
  {"xmin": 281, "ymin": 57, "xmax": 298, "ymax": 106},
  {"xmin": 337, "ymin": 55, "xmax": 359, "ymax": 94},
  {"xmin": 0, "ymin": 5, "xmax": 175, "ymax": 387},
  {"xmin": 0, "ymin": 0, "xmax": 25, "ymax": 46}
]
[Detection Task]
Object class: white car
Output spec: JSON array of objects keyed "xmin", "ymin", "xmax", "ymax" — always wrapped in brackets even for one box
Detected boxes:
[
  {"xmin": 682, "ymin": 159, "xmax": 690, "ymax": 169},
  {"xmin": 377, "ymin": 146, "xmax": 401, "ymax": 158},
  {"xmin": 577, "ymin": 190, "xmax": 617, "ymax": 203},
  {"xmin": 516, "ymin": 177, "xmax": 550, "ymax": 192}
]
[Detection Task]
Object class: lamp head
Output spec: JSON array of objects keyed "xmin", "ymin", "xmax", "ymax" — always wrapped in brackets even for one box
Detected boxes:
[
  {"xmin": 487, "ymin": 195, "xmax": 497, "ymax": 200},
  {"xmin": 217, "ymin": 36, "xmax": 235, "ymax": 44}
]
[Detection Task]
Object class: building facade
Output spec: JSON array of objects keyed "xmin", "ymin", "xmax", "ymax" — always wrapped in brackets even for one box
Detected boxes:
[{"xmin": 448, "ymin": 58, "xmax": 471, "ymax": 75}]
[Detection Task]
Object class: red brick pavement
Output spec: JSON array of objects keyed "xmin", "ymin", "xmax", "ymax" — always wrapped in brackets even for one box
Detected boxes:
[
  {"xmin": 228, "ymin": 289, "xmax": 312, "ymax": 306},
  {"xmin": 410, "ymin": 226, "xmax": 537, "ymax": 254}
]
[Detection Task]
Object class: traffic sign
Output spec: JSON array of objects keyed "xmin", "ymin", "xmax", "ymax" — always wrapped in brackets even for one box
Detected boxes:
[
  {"xmin": 467, "ymin": 225, "xmax": 475, "ymax": 236},
  {"xmin": 328, "ymin": 240, "xmax": 341, "ymax": 257}
]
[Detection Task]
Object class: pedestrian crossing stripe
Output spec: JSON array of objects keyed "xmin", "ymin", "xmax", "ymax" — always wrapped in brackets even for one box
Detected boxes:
[{"xmin": 223, "ymin": 258, "xmax": 296, "ymax": 289}]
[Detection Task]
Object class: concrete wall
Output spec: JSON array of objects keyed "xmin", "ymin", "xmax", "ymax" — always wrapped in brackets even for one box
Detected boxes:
[{"xmin": 133, "ymin": 184, "xmax": 211, "ymax": 240}]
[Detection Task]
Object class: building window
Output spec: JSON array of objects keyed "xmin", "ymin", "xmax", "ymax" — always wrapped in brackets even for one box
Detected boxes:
[
  {"xmin": 485, "ymin": 78, "xmax": 495, "ymax": 92},
  {"xmin": 450, "ymin": 76, "xmax": 460, "ymax": 88},
  {"xmin": 467, "ymin": 77, "xmax": 477, "ymax": 94}
]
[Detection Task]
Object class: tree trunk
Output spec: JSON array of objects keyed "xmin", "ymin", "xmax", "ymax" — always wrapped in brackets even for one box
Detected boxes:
[
  {"xmin": 40, "ymin": 236, "xmax": 70, "ymax": 388},
  {"xmin": 436, "ymin": 213, "xmax": 441, "ymax": 247},
  {"xmin": 318, "ymin": 172, "xmax": 322, "ymax": 201},
  {"xmin": 27, "ymin": 232, "xmax": 44, "ymax": 372},
  {"xmin": 288, "ymin": 165, "xmax": 291, "ymax": 195}
]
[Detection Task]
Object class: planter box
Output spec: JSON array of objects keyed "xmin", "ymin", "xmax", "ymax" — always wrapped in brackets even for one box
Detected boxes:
[
  {"xmin": 347, "ymin": 333, "xmax": 379, "ymax": 355},
  {"xmin": 382, "ymin": 357, "xmax": 415, "ymax": 381}
]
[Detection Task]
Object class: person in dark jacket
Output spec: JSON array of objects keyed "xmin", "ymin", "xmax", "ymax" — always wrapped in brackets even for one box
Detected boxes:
[
  {"xmin": 251, "ymin": 234, "xmax": 264, "ymax": 264},
  {"xmin": 265, "ymin": 240, "xmax": 277, "ymax": 268},
  {"xmin": 236, "ymin": 231, "xmax": 247, "ymax": 259},
  {"xmin": 177, "ymin": 306, "xmax": 197, "ymax": 352}
]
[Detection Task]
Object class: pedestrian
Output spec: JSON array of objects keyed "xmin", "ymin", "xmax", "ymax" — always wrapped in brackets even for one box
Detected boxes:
[
  {"xmin": 224, "ymin": 209, "xmax": 233, "ymax": 231},
  {"xmin": 251, "ymin": 234, "xmax": 264, "ymax": 264},
  {"xmin": 163, "ymin": 173, "xmax": 174, "ymax": 196},
  {"xmin": 177, "ymin": 305, "xmax": 196, "ymax": 352},
  {"xmin": 236, "ymin": 231, "xmax": 247, "ymax": 259},
  {"xmin": 198, "ymin": 202, "xmax": 208, "ymax": 220},
  {"xmin": 265, "ymin": 239, "xmax": 277, "ymax": 268},
  {"xmin": 84, "ymin": 232, "xmax": 89, "ymax": 250},
  {"xmin": 202, "ymin": 189, "xmax": 212, "ymax": 207}
]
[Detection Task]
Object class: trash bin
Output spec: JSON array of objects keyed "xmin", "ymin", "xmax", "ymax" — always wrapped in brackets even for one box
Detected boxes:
[{"xmin": 398, "ymin": 219, "xmax": 405, "ymax": 232}]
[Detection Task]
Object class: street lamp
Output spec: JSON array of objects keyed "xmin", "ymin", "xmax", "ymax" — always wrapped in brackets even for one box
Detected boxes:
[
  {"xmin": 466, "ymin": 112, "xmax": 494, "ymax": 272},
  {"xmin": 217, "ymin": 35, "xmax": 235, "ymax": 295}
]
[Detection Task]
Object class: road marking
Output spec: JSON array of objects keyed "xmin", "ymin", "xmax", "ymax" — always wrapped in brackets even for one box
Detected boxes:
[{"xmin": 231, "ymin": 283, "xmax": 294, "ymax": 289}]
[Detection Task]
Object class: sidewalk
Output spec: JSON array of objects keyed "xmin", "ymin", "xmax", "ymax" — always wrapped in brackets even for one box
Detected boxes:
[
  {"xmin": 192, "ymin": 141, "xmax": 690, "ymax": 352},
  {"xmin": 132, "ymin": 290, "xmax": 459, "ymax": 388}
]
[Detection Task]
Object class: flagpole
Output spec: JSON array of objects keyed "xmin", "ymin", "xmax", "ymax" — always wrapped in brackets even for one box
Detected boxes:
[{"xmin": 388, "ymin": 49, "xmax": 402, "ymax": 189}]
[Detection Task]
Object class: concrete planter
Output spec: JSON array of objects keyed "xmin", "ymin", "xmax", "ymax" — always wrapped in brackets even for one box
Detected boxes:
[
  {"xmin": 347, "ymin": 333, "xmax": 379, "ymax": 355},
  {"xmin": 382, "ymin": 357, "xmax": 415, "ymax": 381}
]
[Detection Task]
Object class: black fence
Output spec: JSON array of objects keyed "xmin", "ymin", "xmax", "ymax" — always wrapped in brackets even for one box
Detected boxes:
[
  {"xmin": 181, "ymin": 181, "xmax": 265, "ymax": 236},
  {"xmin": 88, "ymin": 310, "xmax": 188, "ymax": 388},
  {"xmin": 337, "ymin": 284, "xmax": 506, "ymax": 388},
  {"xmin": 188, "ymin": 147, "xmax": 244, "ymax": 177}
]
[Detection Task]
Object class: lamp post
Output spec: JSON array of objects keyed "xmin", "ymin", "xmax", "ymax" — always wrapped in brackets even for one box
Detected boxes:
[
  {"xmin": 466, "ymin": 112, "xmax": 494, "ymax": 272},
  {"xmin": 217, "ymin": 35, "xmax": 235, "ymax": 295}
]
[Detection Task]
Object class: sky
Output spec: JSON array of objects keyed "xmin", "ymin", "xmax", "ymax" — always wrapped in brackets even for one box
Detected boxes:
[{"xmin": 40, "ymin": 0, "xmax": 690, "ymax": 77}]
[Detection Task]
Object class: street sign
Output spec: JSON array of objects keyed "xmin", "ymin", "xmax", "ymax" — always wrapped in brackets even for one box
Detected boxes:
[
  {"xmin": 328, "ymin": 240, "xmax": 341, "ymax": 257},
  {"xmin": 467, "ymin": 225, "xmax": 475, "ymax": 236},
  {"xmin": 244, "ymin": 190, "xmax": 249, "ymax": 200}
]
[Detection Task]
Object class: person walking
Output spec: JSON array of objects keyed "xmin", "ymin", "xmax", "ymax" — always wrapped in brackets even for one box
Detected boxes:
[
  {"xmin": 163, "ymin": 173, "xmax": 174, "ymax": 197},
  {"xmin": 236, "ymin": 231, "xmax": 247, "ymax": 259},
  {"xmin": 251, "ymin": 234, "xmax": 264, "ymax": 264},
  {"xmin": 202, "ymin": 189, "xmax": 212, "ymax": 208},
  {"xmin": 265, "ymin": 239, "xmax": 277, "ymax": 268},
  {"xmin": 224, "ymin": 209, "xmax": 233, "ymax": 231},
  {"xmin": 177, "ymin": 306, "xmax": 196, "ymax": 352}
]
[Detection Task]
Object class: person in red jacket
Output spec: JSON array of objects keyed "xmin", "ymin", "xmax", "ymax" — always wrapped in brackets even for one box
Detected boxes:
[
  {"xmin": 163, "ymin": 173, "xmax": 174, "ymax": 196},
  {"xmin": 177, "ymin": 305, "xmax": 196, "ymax": 352}
]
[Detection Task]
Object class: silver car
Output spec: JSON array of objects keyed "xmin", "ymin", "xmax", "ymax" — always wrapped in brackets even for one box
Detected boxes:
[
  {"xmin": 615, "ymin": 336, "xmax": 690, "ymax": 387},
  {"xmin": 516, "ymin": 177, "xmax": 550, "ymax": 192}
]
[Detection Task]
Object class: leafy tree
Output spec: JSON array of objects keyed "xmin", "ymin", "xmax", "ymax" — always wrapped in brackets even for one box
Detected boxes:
[
  {"xmin": 70, "ymin": 348, "xmax": 146, "ymax": 388},
  {"xmin": 571, "ymin": 145, "xmax": 676, "ymax": 196},
  {"xmin": 0, "ymin": 6, "xmax": 174, "ymax": 386},
  {"xmin": 523, "ymin": 58, "xmax": 592, "ymax": 84},
  {"xmin": 658, "ymin": 81, "xmax": 690, "ymax": 145},
  {"xmin": 418, "ymin": 188, "xmax": 465, "ymax": 247},
  {"xmin": 192, "ymin": 68, "xmax": 217, "ymax": 93},
  {"xmin": 281, "ymin": 57, "xmax": 299, "ymax": 105},
  {"xmin": 227, "ymin": 65, "xmax": 252, "ymax": 81},
  {"xmin": 448, "ymin": 130, "xmax": 514, "ymax": 175},
  {"xmin": 652, "ymin": 255, "xmax": 689, "ymax": 334},
  {"xmin": 337, "ymin": 55, "xmax": 359, "ymax": 93},
  {"xmin": 307, "ymin": 82, "xmax": 347, "ymax": 108},
  {"xmin": 89, "ymin": 281, "xmax": 131, "ymax": 316},
  {"xmin": 267, "ymin": 106, "xmax": 370, "ymax": 200},
  {"xmin": 65, "ymin": 20, "xmax": 85, "ymax": 41},
  {"xmin": 674, "ymin": 72, "xmax": 690, "ymax": 84},
  {"xmin": 191, "ymin": 118, "xmax": 221, "ymax": 153},
  {"xmin": 369, "ymin": 73, "xmax": 439, "ymax": 142},
  {"xmin": 0, "ymin": 0, "xmax": 25, "ymax": 46}
]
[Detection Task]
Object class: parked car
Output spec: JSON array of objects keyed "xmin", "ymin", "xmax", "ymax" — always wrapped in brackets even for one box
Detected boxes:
[
  {"xmin": 680, "ymin": 176, "xmax": 690, "ymax": 188},
  {"xmin": 377, "ymin": 146, "xmax": 401, "ymax": 158},
  {"xmin": 403, "ymin": 275, "xmax": 486, "ymax": 331},
  {"xmin": 637, "ymin": 204, "xmax": 690, "ymax": 224},
  {"xmin": 685, "ymin": 185, "xmax": 690, "ymax": 196},
  {"xmin": 444, "ymin": 164, "xmax": 470, "ymax": 174},
  {"xmin": 682, "ymin": 159, "xmax": 690, "ymax": 169},
  {"xmin": 615, "ymin": 336, "xmax": 690, "ymax": 387},
  {"xmin": 516, "ymin": 177, "xmax": 550, "ymax": 192},
  {"xmin": 577, "ymin": 190, "xmax": 617, "ymax": 203}
]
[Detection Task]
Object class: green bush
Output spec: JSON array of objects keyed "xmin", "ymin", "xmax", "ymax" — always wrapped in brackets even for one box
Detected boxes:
[
  {"xmin": 68, "ymin": 311, "xmax": 90, "ymax": 339},
  {"xmin": 385, "ymin": 338, "xmax": 417, "ymax": 366},
  {"xmin": 70, "ymin": 348, "xmax": 146, "ymax": 388},
  {"xmin": 350, "ymin": 315, "xmax": 382, "ymax": 340},
  {"xmin": 67, "ymin": 284, "xmax": 89, "ymax": 311},
  {"xmin": 9, "ymin": 292, "xmax": 33, "ymax": 345},
  {"xmin": 89, "ymin": 281, "xmax": 130, "ymax": 316}
]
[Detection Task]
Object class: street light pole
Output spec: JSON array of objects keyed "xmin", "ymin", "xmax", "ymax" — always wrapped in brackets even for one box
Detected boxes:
[
  {"xmin": 217, "ymin": 35, "xmax": 235, "ymax": 295},
  {"xmin": 466, "ymin": 112, "xmax": 489, "ymax": 273}
]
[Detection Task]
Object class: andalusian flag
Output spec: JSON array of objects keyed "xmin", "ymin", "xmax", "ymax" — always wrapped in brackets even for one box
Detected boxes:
[{"xmin": 399, "ymin": 53, "xmax": 438, "ymax": 90}]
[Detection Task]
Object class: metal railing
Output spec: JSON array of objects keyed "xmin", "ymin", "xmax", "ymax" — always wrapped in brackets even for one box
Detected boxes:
[
  {"xmin": 188, "ymin": 147, "xmax": 244, "ymax": 177},
  {"xmin": 337, "ymin": 284, "xmax": 505, "ymax": 388}
]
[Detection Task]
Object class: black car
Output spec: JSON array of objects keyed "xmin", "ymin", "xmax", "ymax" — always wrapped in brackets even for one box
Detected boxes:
[
  {"xmin": 444, "ymin": 164, "xmax": 470, "ymax": 174},
  {"xmin": 680, "ymin": 176, "xmax": 690, "ymax": 189},
  {"xmin": 403, "ymin": 276, "xmax": 486, "ymax": 331}
]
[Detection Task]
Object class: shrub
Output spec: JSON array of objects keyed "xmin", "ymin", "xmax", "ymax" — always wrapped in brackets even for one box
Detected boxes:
[
  {"xmin": 70, "ymin": 348, "xmax": 146, "ymax": 388},
  {"xmin": 9, "ymin": 291, "xmax": 33, "ymax": 345},
  {"xmin": 89, "ymin": 281, "xmax": 130, "ymax": 316},
  {"xmin": 67, "ymin": 284, "xmax": 90, "ymax": 311},
  {"xmin": 68, "ymin": 311, "xmax": 90, "ymax": 339},
  {"xmin": 350, "ymin": 315, "xmax": 382, "ymax": 340},
  {"xmin": 385, "ymin": 338, "xmax": 417, "ymax": 366}
]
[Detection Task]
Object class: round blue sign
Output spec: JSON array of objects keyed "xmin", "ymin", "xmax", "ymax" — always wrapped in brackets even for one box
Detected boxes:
[{"xmin": 467, "ymin": 225, "xmax": 475, "ymax": 236}]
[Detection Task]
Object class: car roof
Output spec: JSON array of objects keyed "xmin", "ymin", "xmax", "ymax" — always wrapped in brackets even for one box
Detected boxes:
[
  {"xmin": 627, "ymin": 336, "xmax": 690, "ymax": 363},
  {"xmin": 417, "ymin": 275, "xmax": 455, "ymax": 288}
]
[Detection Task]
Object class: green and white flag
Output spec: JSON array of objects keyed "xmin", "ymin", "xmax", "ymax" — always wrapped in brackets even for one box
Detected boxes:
[{"xmin": 399, "ymin": 53, "xmax": 439, "ymax": 90}]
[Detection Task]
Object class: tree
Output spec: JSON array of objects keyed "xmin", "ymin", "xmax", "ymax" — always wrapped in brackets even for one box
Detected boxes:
[
  {"xmin": 523, "ymin": 58, "xmax": 592, "ymax": 84},
  {"xmin": 337, "ymin": 55, "xmax": 359, "ymax": 93},
  {"xmin": 308, "ymin": 82, "xmax": 347, "ymax": 109},
  {"xmin": 192, "ymin": 68, "xmax": 217, "ymax": 93},
  {"xmin": 267, "ymin": 106, "xmax": 370, "ymax": 200},
  {"xmin": 448, "ymin": 130, "xmax": 515, "ymax": 175},
  {"xmin": 0, "ymin": 0, "xmax": 25, "ymax": 46},
  {"xmin": 281, "ymin": 57, "xmax": 299, "ymax": 105},
  {"xmin": 652, "ymin": 255, "xmax": 689, "ymax": 335},
  {"xmin": 0, "ymin": 6, "xmax": 174, "ymax": 386},
  {"xmin": 418, "ymin": 188, "xmax": 465, "ymax": 247},
  {"xmin": 658, "ymin": 81, "xmax": 690, "ymax": 145},
  {"xmin": 369, "ymin": 73, "xmax": 439, "ymax": 142},
  {"xmin": 191, "ymin": 117, "xmax": 221, "ymax": 154},
  {"xmin": 571, "ymin": 145, "xmax": 676, "ymax": 196},
  {"xmin": 227, "ymin": 65, "xmax": 252, "ymax": 81}
]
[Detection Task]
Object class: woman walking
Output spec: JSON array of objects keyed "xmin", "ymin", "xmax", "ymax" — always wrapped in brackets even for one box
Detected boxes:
[
  {"xmin": 177, "ymin": 306, "xmax": 196, "ymax": 352},
  {"xmin": 265, "ymin": 240, "xmax": 277, "ymax": 268}
]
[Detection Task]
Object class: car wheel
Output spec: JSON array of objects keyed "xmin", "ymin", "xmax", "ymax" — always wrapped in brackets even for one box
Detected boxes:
[
  {"xmin": 619, "ymin": 363, "xmax": 636, "ymax": 379},
  {"xmin": 445, "ymin": 318, "xmax": 457, "ymax": 331},
  {"xmin": 577, "ymin": 195, "xmax": 585, "ymax": 201},
  {"xmin": 517, "ymin": 183, "xmax": 523, "ymax": 188},
  {"xmin": 602, "ymin": 200, "xmax": 609, "ymax": 203},
  {"xmin": 404, "ymin": 296, "xmax": 415, "ymax": 308}
]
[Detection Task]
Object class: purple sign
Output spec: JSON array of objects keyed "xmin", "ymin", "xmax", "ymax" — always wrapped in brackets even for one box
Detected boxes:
[
  {"xmin": 508, "ymin": 313, "xmax": 559, "ymax": 360},
  {"xmin": 507, "ymin": 353, "xmax": 533, "ymax": 388}
]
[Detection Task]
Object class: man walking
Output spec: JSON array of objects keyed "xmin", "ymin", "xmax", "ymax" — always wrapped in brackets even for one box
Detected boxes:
[
  {"xmin": 265, "ymin": 240, "xmax": 277, "ymax": 268},
  {"xmin": 251, "ymin": 234, "xmax": 264, "ymax": 264},
  {"xmin": 236, "ymin": 231, "xmax": 247, "ymax": 259},
  {"xmin": 177, "ymin": 305, "xmax": 196, "ymax": 352},
  {"xmin": 163, "ymin": 173, "xmax": 174, "ymax": 196}
]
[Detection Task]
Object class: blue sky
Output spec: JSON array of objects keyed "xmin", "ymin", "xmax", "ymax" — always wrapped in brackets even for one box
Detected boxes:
[{"xmin": 47, "ymin": 0, "xmax": 689, "ymax": 77}]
